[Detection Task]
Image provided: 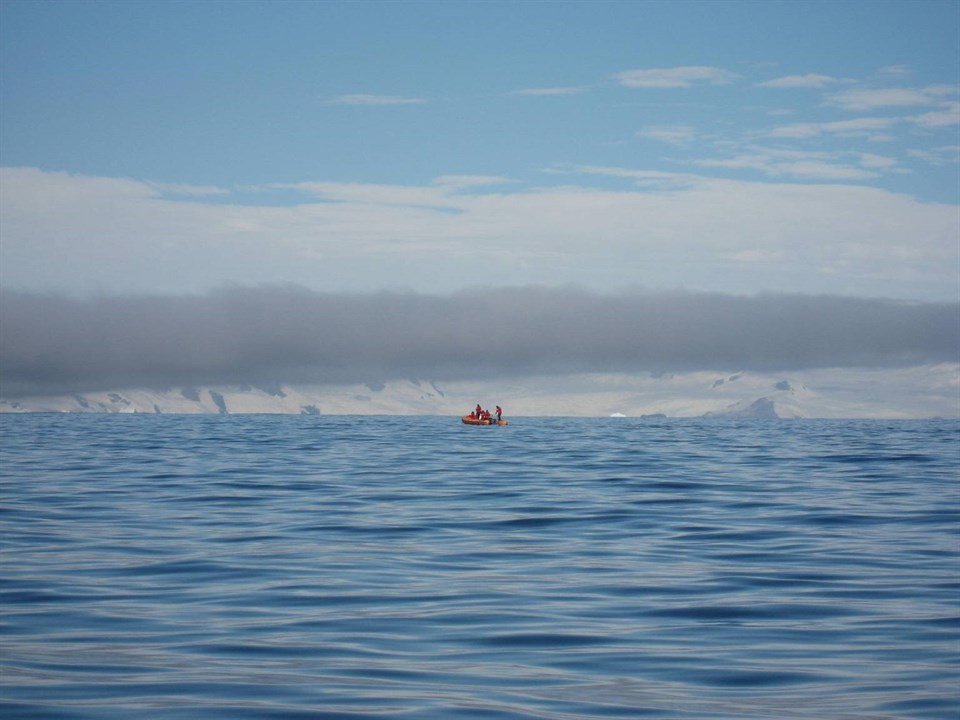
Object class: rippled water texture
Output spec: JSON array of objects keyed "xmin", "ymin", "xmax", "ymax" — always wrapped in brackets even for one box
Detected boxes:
[{"xmin": 1, "ymin": 414, "xmax": 958, "ymax": 719}]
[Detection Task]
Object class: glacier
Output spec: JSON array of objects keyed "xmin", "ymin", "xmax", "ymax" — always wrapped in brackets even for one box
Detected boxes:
[{"xmin": 2, "ymin": 365, "xmax": 957, "ymax": 419}]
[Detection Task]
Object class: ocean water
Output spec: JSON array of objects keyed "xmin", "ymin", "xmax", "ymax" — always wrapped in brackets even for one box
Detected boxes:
[{"xmin": 1, "ymin": 414, "xmax": 957, "ymax": 720}]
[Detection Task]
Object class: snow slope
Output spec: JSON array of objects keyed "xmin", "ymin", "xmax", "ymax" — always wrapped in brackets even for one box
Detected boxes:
[{"xmin": 2, "ymin": 365, "xmax": 957, "ymax": 418}]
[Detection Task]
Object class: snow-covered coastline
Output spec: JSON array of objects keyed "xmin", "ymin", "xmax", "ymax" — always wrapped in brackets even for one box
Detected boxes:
[{"xmin": 3, "ymin": 365, "xmax": 957, "ymax": 419}]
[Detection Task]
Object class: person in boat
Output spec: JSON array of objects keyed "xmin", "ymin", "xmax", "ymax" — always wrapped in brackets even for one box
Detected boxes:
[
  {"xmin": 481, "ymin": 409, "xmax": 491, "ymax": 422},
  {"xmin": 475, "ymin": 403, "xmax": 482, "ymax": 418},
  {"xmin": 495, "ymin": 405, "xmax": 502, "ymax": 422}
]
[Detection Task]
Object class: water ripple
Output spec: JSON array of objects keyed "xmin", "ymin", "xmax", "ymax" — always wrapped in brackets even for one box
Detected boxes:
[{"xmin": 1, "ymin": 415, "xmax": 958, "ymax": 719}]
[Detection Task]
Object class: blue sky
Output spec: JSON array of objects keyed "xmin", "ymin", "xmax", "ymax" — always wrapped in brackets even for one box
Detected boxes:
[
  {"xmin": 1, "ymin": 0, "xmax": 958, "ymax": 299},
  {"xmin": 3, "ymin": 0, "xmax": 958, "ymax": 195}
]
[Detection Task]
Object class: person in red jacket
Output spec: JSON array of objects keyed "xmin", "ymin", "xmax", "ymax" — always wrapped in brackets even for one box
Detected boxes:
[{"xmin": 495, "ymin": 405, "xmax": 503, "ymax": 422}]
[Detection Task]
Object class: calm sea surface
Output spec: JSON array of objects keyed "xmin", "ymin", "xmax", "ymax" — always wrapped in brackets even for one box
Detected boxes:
[{"xmin": 1, "ymin": 414, "xmax": 958, "ymax": 719}]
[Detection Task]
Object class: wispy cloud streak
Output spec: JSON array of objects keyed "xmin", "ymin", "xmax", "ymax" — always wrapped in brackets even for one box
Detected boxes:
[
  {"xmin": 757, "ymin": 74, "xmax": 845, "ymax": 88},
  {"xmin": 326, "ymin": 94, "xmax": 426, "ymax": 106},
  {"xmin": 827, "ymin": 86, "xmax": 957, "ymax": 110},
  {"xmin": 616, "ymin": 66, "xmax": 738, "ymax": 88},
  {"xmin": 509, "ymin": 86, "xmax": 587, "ymax": 96}
]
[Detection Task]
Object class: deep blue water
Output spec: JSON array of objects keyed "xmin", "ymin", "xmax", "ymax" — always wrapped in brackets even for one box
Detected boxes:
[{"xmin": 1, "ymin": 414, "xmax": 958, "ymax": 719}]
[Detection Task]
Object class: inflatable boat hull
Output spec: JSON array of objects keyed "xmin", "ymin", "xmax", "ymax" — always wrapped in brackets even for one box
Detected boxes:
[{"xmin": 462, "ymin": 416, "xmax": 508, "ymax": 426}]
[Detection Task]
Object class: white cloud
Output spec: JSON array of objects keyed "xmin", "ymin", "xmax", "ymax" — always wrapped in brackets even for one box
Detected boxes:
[
  {"xmin": 693, "ymin": 147, "xmax": 894, "ymax": 181},
  {"xmin": 765, "ymin": 92, "xmax": 957, "ymax": 147},
  {"xmin": 636, "ymin": 126, "xmax": 697, "ymax": 144},
  {"xmin": 757, "ymin": 74, "xmax": 843, "ymax": 88},
  {"xmin": 909, "ymin": 101, "xmax": 960, "ymax": 128},
  {"xmin": 616, "ymin": 66, "xmax": 738, "ymax": 88},
  {"xmin": 700, "ymin": 157, "xmax": 877, "ymax": 180},
  {"xmin": 326, "ymin": 94, "xmax": 426, "ymax": 106},
  {"xmin": 784, "ymin": 162, "xmax": 873, "ymax": 180},
  {"xmin": 431, "ymin": 175, "xmax": 516, "ymax": 188},
  {"xmin": 509, "ymin": 86, "xmax": 587, "ymax": 96},
  {"xmin": 768, "ymin": 117, "xmax": 898, "ymax": 139},
  {"xmin": 148, "ymin": 182, "xmax": 231, "ymax": 197},
  {"xmin": 828, "ymin": 86, "xmax": 958, "ymax": 111},
  {"xmin": 272, "ymin": 181, "xmax": 457, "ymax": 208},
  {"xmin": 922, "ymin": 85, "xmax": 957, "ymax": 97},
  {"xmin": 908, "ymin": 146, "xmax": 960, "ymax": 165},
  {"xmin": 857, "ymin": 153, "xmax": 898, "ymax": 169},
  {"xmin": 1, "ymin": 167, "xmax": 957, "ymax": 301},
  {"xmin": 879, "ymin": 65, "xmax": 912, "ymax": 79},
  {"xmin": 558, "ymin": 165, "xmax": 703, "ymax": 189}
]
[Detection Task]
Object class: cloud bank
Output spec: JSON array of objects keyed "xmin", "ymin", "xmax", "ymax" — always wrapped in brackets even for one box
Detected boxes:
[
  {"xmin": 2, "ymin": 167, "xmax": 957, "ymax": 301},
  {"xmin": 1, "ymin": 286, "xmax": 956, "ymax": 399}
]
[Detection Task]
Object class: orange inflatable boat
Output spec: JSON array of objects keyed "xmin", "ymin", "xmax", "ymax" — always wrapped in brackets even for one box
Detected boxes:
[{"xmin": 462, "ymin": 415, "xmax": 508, "ymax": 426}]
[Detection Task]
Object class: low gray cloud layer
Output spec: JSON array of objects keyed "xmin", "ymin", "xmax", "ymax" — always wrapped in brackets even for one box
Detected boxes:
[{"xmin": 1, "ymin": 286, "xmax": 957, "ymax": 398}]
